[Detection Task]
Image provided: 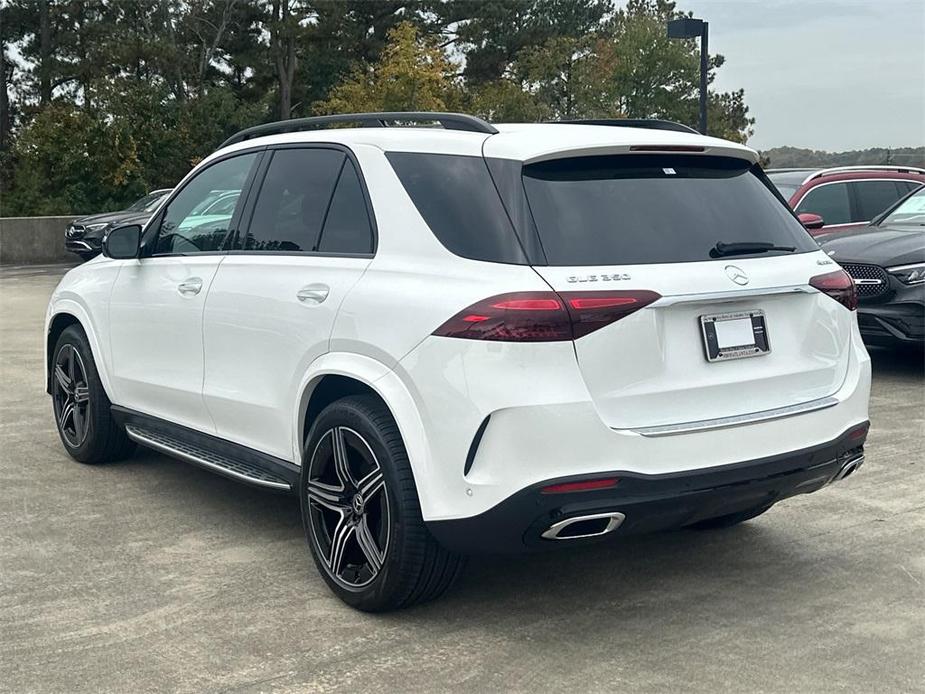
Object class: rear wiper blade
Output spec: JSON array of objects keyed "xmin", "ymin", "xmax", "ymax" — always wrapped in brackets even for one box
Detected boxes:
[{"xmin": 711, "ymin": 241, "xmax": 796, "ymax": 258}]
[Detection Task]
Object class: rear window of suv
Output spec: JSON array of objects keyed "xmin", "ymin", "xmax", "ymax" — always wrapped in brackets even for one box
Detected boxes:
[{"xmin": 522, "ymin": 155, "xmax": 817, "ymax": 266}]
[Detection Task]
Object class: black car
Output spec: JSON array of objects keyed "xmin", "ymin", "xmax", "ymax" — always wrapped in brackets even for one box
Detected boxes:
[
  {"xmin": 65, "ymin": 189, "xmax": 171, "ymax": 259},
  {"xmin": 819, "ymin": 185, "xmax": 925, "ymax": 347}
]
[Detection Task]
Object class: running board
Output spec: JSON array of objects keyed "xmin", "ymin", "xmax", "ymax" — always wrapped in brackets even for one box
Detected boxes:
[{"xmin": 125, "ymin": 424, "xmax": 292, "ymax": 491}]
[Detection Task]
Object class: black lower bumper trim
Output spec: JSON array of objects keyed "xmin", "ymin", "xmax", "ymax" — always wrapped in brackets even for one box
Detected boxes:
[
  {"xmin": 857, "ymin": 300, "xmax": 924, "ymax": 345},
  {"xmin": 427, "ymin": 423, "xmax": 869, "ymax": 554}
]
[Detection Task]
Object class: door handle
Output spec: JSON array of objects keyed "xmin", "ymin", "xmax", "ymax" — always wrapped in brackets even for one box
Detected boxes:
[
  {"xmin": 297, "ymin": 284, "xmax": 330, "ymax": 305},
  {"xmin": 177, "ymin": 277, "xmax": 203, "ymax": 296}
]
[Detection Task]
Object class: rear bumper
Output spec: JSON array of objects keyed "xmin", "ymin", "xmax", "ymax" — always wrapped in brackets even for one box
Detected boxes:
[
  {"xmin": 398, "ymin": 319, "xmax": 871, "ymax": 523},
  {"xmin": 427, "ymin": 423, "xmax": 869, "ymax": 554}
]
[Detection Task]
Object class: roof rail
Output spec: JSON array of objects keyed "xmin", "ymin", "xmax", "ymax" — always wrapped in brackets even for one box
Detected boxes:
[
  {"xmin": 802, "ymin": 165, "xmax": 925, "ymax": 185},
  {"xmin": 219, "ymin": 111, "xmax": 498, "ymax": 149},
  {"xmin": 556, "ymin": 119, "xmax": 699, "ymax": 135}
]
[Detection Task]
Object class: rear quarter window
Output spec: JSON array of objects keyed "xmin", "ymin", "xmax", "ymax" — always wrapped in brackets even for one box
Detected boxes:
[
  {"xmin": 387, "ymin": 152, "xmax": 527, "ymax": 264},
  {"xmin": 852, "ymin": 180, "xmax": 909, "ymax": 221},
  {"xmin": 523, "ymin": 155, "xmax": 818, "ymax": 266}
]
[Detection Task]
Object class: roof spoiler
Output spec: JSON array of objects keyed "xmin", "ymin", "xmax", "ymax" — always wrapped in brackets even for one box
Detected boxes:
[{"xmin": 555, "ymin": 119, "xmax": 699, "ymax": 135}]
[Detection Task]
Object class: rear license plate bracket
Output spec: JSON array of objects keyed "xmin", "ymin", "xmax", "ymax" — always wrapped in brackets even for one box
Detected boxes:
[{"xmin": 700, "ymin": 310, "xmax": 770, "ymax": 363}]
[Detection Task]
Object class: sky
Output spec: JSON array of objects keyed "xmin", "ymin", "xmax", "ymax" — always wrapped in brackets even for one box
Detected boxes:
[{"xmin": 669, "ymin": 0, "xmax": 925, "ymax": 150}]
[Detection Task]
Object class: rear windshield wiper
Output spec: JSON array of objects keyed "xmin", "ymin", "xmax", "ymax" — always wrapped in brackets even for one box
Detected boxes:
[{"xmin": 711, "ymin": 241, "xmax": 796, "ymax": 258}]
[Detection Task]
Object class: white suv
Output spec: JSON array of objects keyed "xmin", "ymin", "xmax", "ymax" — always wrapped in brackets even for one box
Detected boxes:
[{"xmin": 45, "ymin": 112, "xmax": 871, "ymax": 611}]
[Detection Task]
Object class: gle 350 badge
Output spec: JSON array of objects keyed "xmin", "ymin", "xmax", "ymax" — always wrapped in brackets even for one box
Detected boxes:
[{"xmin": 567, "ymin": 273, "xmax": 632, "ymax": 283}]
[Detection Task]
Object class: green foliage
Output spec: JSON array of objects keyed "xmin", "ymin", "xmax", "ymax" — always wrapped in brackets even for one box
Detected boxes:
[
  {"xmin": 315, "ymin": 22, "xmax": 460, "ymax": 113},
  {"xmin": 2, "ymin": 0, "xmax": 767, "ymax": 216},
  {"xmin": 2, "ymin": 81, "xmax": 264, "ymax": 216}
]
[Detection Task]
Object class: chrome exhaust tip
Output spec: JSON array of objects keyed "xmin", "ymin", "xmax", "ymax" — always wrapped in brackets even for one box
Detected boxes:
[
  {"xmin": 541, "ymin": 512, "xmax": 625, "ymax": 541},
  {"xmin": 833, "ymin": 453, "xmax": 864, "ymax": 482}
]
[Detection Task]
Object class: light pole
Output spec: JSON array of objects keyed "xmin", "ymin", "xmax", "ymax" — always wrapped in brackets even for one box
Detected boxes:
[{"xmin": 667, "ymin": 17, "xmax": 709, "ymax": 135}]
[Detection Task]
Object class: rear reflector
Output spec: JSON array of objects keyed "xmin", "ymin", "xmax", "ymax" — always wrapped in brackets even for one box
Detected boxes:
[
  {"xmin": 809, "ymin": 269, "xmax": 858, "ymax": 311},
  {"xmin": 541, "ymin": 478, "xmax": 619, "ymax": 494},
  {"xmin": 433, "ymin": 290, "xmax": 661, "ymax": 342}
]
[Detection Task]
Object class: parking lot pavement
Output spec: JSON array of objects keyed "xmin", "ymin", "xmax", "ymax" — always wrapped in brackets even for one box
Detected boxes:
[{"xmin": 1, "ymin": 264, "xmax": 923, "ymax": 694}]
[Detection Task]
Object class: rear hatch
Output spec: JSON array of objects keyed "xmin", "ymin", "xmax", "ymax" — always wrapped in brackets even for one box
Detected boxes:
[{"xmin": 520, "ymin": 153, "xmax": 852, "ymax": 430}]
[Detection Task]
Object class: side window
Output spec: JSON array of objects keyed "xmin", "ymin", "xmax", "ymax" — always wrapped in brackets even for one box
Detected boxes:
[
  {"xmin": 317, "ymin": 159, "xmax": 374, "ymax": 254},
  {"xmin": 155, "ymin": 153, "xmax": 257, "ymax": 255},
  {"xmin": 795, "ymin": 183, "xmax": 851, "ymax": 225},
  {"xmin": 852, "ymin": 180, "xmax": 906, "ymax": 221},
  {"xmin": 242, "ymin": 148, "xmax": 344, "ymax": 252},
  {"xmin": 387, "ymin": 152, "xmax": 527, "ymax": 264}
]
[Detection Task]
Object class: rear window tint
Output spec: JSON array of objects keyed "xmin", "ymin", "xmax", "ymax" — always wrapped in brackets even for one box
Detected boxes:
[
  {"xmin": 523, "ymin": 155, "xmax": 817, "ymax": 266},
  {"xmin": 387, "ymin": 152, "xmax": 527, "ymax": 264}
]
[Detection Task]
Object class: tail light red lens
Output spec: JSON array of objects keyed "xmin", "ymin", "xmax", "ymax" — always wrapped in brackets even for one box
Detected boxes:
[
  {"xmin": 433, "ymin": 290, "xmax": 661, "ymax": 342},
  {"xmin": 809, "ymin": 269, "xmax": 857, "ymax": 311},
  {"xmin": 564, "ymin": 290, "xmax": 661, "ymax": 339}
]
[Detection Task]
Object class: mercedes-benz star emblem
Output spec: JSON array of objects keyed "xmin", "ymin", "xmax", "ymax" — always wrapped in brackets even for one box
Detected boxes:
[{"xmin": 725, "ymin": 265, "xmax": 749, "ymax": 286}]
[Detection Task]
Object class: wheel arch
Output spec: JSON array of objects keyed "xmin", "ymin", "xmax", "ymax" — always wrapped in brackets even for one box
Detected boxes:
[
  {"xmin": 45, "ymin": 301, "xmax": 115, "ymax": 400},
  {"xmin": 294, "ymin": 353, "xmax": 434, "ymax": 514}
]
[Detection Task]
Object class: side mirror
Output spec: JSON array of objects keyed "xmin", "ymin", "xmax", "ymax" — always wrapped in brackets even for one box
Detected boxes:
[
  {"xmin": 798, "ymin": 212, "xmax": 825, "ymax": 231},
  {"xmin": 102, "ymin": 224, "xmax": 142, "ymax": 259}
]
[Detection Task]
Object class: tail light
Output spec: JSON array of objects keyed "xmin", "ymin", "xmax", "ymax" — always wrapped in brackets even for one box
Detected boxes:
[
  {"xmin": 810, "ymin": 270, "xmax": 857, "ymax": 311},
  {"xmin": 433, "ymin": 290, "xmax": 661, "ymax": 342}
]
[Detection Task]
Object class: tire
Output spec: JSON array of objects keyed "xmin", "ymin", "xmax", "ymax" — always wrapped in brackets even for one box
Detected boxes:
[
  {"xmin": 51, "ymin": 324, "xmax": 135, "ymax": 464},
  {"xmin": 688, "ymin": 504, "xmax": 773, "ymax": 530},
  {"xmin": 300, "ymin": 395, "xmax": 464, "ymax": 611}
]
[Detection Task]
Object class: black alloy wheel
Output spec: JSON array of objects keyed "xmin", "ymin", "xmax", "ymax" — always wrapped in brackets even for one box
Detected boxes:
[
  {"xmin": 301, "ymin": 395, "xmax": 464, "ymax": 611},
  {"xmin": 52, "ymin": 343, "xmax": 91, "ymax": 448},
  {"xmin": 306, "ymin": 426, "xmax": 390, "ymax": 589},
  {"xmin": 50, "ymin": 324, "xmax": 135, "ymax": 464}
]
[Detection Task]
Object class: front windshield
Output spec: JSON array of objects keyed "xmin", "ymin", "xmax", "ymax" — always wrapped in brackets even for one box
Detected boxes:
[
  {"xmin": 128, "ymin": 190, "xmax": 169, "ymax": 212},
  {"xmin": 881, "ymin": 187, "xmax": 925, "ymax": 227}
]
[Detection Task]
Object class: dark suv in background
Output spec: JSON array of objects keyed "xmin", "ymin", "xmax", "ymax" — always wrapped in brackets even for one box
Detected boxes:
[
  {"xmin": 65, "ymin": 189, "xmax": 172, "ymax": 260},
  {"xmin": 819, "ymin": 185, "xmax": 925, "ymax": 348},
  {"xmin": 767, "ymin": 166, "xmax": 924, "ymax": 235}
]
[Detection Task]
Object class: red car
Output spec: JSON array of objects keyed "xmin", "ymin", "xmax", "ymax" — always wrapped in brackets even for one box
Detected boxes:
[{"xmin": 766, "ymin": 166, "xmax": 925, "ymax": 235}]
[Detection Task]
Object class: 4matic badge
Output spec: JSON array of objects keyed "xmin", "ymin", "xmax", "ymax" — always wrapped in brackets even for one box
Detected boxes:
[{"xmin": 566, "ymin": 273, "xmax": 632, "ymax": 283}]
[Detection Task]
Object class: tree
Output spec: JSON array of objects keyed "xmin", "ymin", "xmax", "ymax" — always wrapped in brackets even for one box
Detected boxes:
[
  {"xmin": 602, "ymin": 0, "xmax": 754, "ymax": 141},
  {"xmin": 1, "ymin": 0, "xmax": 768, "ymax": 215},
  {"xmin": 453, "ymin": 0, "xmax": 609, "ymax": 85},
  {"xmin": 267, "ymin": 0, "xmax": 304, "ymax": 119},
  {"xmin": 315, "ymin": 22, "xmax": 459, "ymax": 114}
]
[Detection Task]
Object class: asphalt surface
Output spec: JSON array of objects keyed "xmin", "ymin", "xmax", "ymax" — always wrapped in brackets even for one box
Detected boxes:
[{"xmin": 1, "ymin": 264, "xmax": 923, "ymax": 694}]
